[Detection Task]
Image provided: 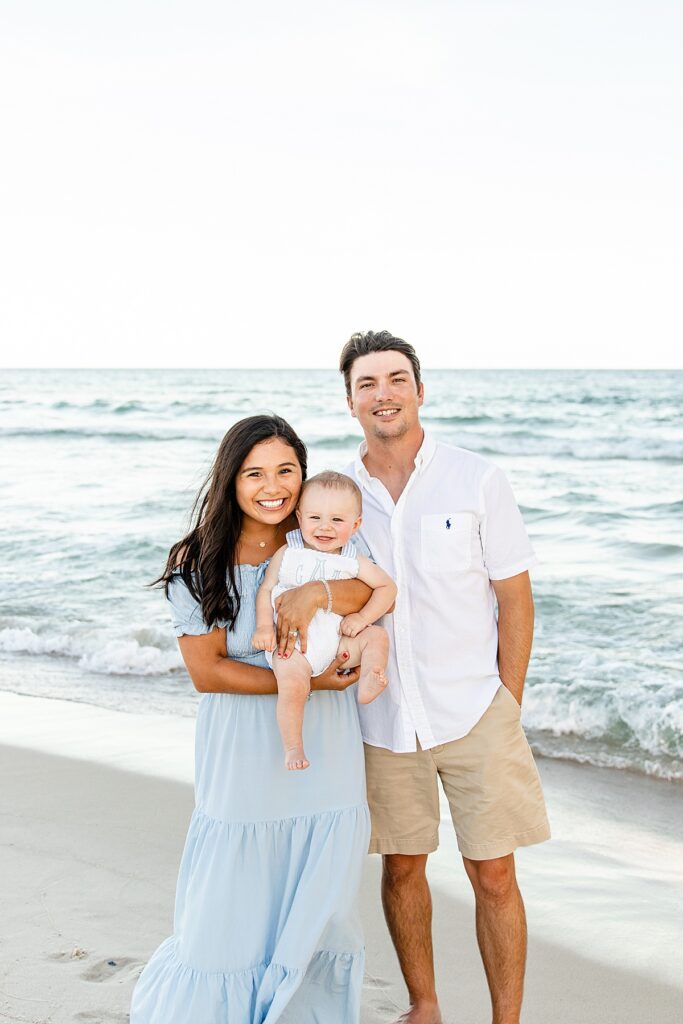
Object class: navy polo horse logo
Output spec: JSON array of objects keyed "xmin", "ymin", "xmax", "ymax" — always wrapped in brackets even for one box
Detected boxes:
[{"xmin": 446, "ymin": 518, "xmax": 452, "ymax": 530}]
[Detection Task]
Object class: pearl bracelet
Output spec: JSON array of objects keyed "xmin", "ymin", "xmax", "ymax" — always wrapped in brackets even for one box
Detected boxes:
[{"xmin": 320, "ymin": 579, "xmax": 333, "ymax": 614}]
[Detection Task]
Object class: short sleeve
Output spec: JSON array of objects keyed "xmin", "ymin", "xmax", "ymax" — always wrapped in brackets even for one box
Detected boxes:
[
  {"xmin": 167, "ymin": 572, "xmax": 212, "ymax": 637},
  {"xmin": 352, "ymin": 532, "xmax": 374, "ymax": 561},
  {"xmin": 480, "ymin": 467, "xmax": 538, "ymax": 581}
]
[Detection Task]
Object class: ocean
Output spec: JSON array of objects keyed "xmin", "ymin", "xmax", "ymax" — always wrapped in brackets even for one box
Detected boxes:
[{"xmin": 1, "ymin": 368, "xmax": 681, "ymax": 780}]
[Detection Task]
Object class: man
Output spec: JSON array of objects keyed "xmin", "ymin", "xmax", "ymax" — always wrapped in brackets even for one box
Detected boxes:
[{"xmin": 340, "ymin": 330, "xmax": 550, "ymax": 1024}]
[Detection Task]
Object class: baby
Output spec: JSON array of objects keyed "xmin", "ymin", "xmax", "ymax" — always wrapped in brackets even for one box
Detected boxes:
[{"xmin": 252, "ymin": 471, "xmax": 397, "ymax": 771}]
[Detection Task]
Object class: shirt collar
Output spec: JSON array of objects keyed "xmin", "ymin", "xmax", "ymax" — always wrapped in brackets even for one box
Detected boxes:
[{"xmin": 354, "ymin": 430, "xmax": 437, "ymax": 487}]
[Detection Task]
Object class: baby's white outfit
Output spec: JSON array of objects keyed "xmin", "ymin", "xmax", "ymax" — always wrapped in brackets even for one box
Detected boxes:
[{"xmin": 265, "ymin": 529, "xmax": 359, "ymax": 676}]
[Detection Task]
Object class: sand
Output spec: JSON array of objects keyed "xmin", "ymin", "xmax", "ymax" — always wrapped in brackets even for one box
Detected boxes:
[{"xmin": 1, "ymin": 734, "xmax": 682, "ymax": 1024}]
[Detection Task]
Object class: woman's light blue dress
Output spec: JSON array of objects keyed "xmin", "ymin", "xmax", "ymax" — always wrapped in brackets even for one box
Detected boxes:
[{"xmin": 130, "ymin": 562, "xmax": 370, "ymax": 1024}]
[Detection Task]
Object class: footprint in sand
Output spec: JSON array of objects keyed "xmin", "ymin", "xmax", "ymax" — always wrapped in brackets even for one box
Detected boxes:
[
  {"xmin": 48, "ymin": 947, "xmax": 89, "ymax": 961},
  {"xmin": 74, "ymin": 1012, "xmax": 129, "ymax": 1023},
  {"xmin": 81, "ymin": 957, "xmax": 143, "ymax": 983},
  {"xmin": 362, "ymin": 974, "xmax": 403, "ymax": 1019},
  {"xmin": 363, "ymin": 974, "xmax": 393, "ymax": 990}
]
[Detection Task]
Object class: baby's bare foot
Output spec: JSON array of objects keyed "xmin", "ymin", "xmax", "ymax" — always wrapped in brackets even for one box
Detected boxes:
[
  {"xmin": 357, "ymin": 666, "xmax": 388, "ymax": 705},
  {"xmin": 285, "ymin": 746, "xmax": 310, "ymax": 770}
]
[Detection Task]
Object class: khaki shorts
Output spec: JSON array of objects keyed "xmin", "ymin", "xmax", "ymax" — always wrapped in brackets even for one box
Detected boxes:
[{"xmin": 364, "ymin": 685, "xmax": 550, "ymax": 861}]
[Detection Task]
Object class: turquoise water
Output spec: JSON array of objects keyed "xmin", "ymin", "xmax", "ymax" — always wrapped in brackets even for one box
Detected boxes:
[{"xmin": 1, "ymin": 368, "xmax": 681, "ymax": 779}]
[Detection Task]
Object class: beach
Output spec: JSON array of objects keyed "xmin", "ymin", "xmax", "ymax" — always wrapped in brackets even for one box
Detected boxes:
[
  {"xmin": 1, "ymin": 692, "xmax": 682, "ymax": 1024},
  {"xmin": 1, "ymin": 368, "xmax": 682, "ymax": 1021}
]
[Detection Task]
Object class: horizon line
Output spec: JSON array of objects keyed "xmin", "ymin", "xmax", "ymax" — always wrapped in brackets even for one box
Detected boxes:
[{"xmin": 3, "ymin": 366, "xmax": 681, "ymax": 373}]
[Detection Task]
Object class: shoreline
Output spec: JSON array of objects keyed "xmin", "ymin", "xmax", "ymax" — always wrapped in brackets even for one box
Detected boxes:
[
  {"xmin": 3, "ymin": 637, "xmax": 682, "ymax": 784},
  {"xmin": 2, "ymin": 742, "xmax": 682, "ymax": 1024},
  {"xmin": 2, "ymin": 684, "xmax": 682, "ymax": 789}
]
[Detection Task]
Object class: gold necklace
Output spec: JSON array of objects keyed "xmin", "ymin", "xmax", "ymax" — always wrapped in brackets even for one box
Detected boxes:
[
  {"xmin": 243, "ymin": 533, "xmax": 269, "ymax": 549},
  {"xmin": 242, "ymin": 522, "xmax": 286, "ymax": 552}
]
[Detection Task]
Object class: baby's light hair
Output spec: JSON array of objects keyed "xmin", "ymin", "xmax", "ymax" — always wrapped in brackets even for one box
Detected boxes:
[{"xmin": 299, "ymin": 471, "xmax": 362, "ymax": 513}]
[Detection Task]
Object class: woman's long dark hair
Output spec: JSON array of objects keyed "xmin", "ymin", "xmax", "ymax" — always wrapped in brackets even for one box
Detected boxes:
[{"xmin": 156, "ymin": 415, "xmax": 307, "ymax": 630}]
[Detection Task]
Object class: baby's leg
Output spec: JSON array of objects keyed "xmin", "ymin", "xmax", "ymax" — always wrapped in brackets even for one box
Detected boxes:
[
  {"xmin": 272, "ymin": 651, "xmax": 313, "ymax": 770},
  {"xmin": 338, "ymin": 625, "xmax": 389, "ymax": 705}
]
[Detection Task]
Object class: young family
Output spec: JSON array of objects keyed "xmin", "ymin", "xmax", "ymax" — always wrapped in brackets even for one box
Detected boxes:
[{"xmin": 130, "ymin": 331, "xmax": 550, "ymax": 1024}]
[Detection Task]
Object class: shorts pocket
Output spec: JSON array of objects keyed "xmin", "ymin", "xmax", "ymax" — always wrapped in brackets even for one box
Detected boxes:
[
  {"xmin": 499, "ymin": 684, "xmax": 522, "ymax": 718},
  {"xmin": 421, "ymin": 512, "xmax": 474, "ymax": 573}
]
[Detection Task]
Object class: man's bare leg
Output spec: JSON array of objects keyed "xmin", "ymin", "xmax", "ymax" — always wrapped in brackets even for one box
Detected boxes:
[
  {"xmin": 462, "ymin": 854, "xmax": 526, "ymax": 1024},
  {"xmin": 272, "ymin": 651, "xmax": 312, "ymax": 769},
  {"xmin": 381, "ymin": 854, "xmax": 442, "ymax": 1024}
]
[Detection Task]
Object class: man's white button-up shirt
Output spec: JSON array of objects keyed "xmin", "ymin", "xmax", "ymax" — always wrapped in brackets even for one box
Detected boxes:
[{"xmin": 345, "ymin": 433, "xmax": 538, "ymax": 753}]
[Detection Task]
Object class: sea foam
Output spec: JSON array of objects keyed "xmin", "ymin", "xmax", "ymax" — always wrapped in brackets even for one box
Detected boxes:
[{"xmin": 0, "ymin": 627, "xmax": 183, "ymax": 676}]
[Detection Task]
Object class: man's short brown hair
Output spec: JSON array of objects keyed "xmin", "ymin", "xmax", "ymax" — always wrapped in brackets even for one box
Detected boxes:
[{"xmin": 339, "ymin": 330, "xmax": 421, "ymax": 396}]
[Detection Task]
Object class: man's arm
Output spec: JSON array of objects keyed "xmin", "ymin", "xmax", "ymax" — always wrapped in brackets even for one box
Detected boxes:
[{"xmin": 491, "ymin": 570, "xmax": 534, "ymax": 706}]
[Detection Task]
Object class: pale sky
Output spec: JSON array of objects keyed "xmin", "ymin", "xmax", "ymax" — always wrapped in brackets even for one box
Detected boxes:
[{"xmin": 1, "ymin": 1, "xmax": 681, "ymax": 369}]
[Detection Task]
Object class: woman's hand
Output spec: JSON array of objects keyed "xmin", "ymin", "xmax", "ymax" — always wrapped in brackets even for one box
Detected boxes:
[
  {"xmin": 275, "ymin": 581, "xmax": 324, "ymax": 657},
  {"xmin": 310, "ymin": 653, "xmax": 361, "ymax": 692}
]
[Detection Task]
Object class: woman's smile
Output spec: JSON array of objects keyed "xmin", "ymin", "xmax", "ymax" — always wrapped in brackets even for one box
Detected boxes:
[{"xmin": 256, "ymin": 497, "xmax": 288, "ymax": 510}]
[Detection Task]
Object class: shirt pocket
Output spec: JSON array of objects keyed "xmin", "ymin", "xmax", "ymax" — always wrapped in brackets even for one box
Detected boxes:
[{"xmin": 420, "ymin": 512, "xmax": 474, "ymax": 574}]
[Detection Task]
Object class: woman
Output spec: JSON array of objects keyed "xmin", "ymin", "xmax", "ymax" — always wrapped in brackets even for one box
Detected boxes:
[{"xmin": 130, "ymin": 415, "xmax": 371, "ymax": 1024}]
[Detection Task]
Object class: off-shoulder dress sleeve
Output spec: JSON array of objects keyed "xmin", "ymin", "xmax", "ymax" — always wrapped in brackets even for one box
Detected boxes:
[{"xmin": 167, "ymin": 572, "xmax": 212, "ymax": 637}]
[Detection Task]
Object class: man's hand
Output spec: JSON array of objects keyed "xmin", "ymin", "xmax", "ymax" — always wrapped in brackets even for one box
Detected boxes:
[
  {"xmin": 275, "ymin": 582, "xmax": 324, "ymax": 657},
  {"xmin": 311, "ymin": 652, "xmax": 361, "ymax": 692},
  {"xmin": 340, "ymin": 613, "xmax": 368, "ymax": 638},
  {"xmin": 252, "ymin": 625, "xmax": 276, "ymax": 652}
]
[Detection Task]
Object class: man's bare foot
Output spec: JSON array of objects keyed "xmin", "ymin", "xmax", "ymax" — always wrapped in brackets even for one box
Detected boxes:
[
  {"xmin": 390, "ymin": 1001, "xmax": 442, "ymax": 1024},
  {"xmin": 357, "ymin": 666, "xmax": 388, "ymax": 704},
  {"xmin": 285, "ymin": 746, "xmax": 310, "ymax": 770}
]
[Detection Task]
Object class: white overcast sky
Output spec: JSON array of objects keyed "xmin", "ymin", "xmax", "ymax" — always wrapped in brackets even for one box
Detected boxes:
[{"xmin": 1, "ymin": 1, "xmax": 681, "ymax": 369}]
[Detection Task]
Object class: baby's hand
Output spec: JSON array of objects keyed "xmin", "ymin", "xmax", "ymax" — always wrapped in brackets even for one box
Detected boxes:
[
  {"xmin": 252, "ymin": 626, "xmax": 276, "ymax": 652},
  {"xmin": 340, "ymin": 613, "xmax": 368, "ymax": 638}
]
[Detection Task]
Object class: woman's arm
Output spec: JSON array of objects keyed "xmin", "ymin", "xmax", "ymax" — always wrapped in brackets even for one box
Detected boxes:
[
  {"xmin": 275, "ymin": 578, "xmax": 372, "ymax": 657},
  {"xmin": 178, "ymin": 627, "xmax": 361, "ymax": 694},
  {"xmin": 180, "ymin": 628, "xmax": 276, "ymax": 694}
]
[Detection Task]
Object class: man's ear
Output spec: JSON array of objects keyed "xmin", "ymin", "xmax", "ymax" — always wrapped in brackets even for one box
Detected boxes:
[
  {"xmin": 417, "ymin": 382, "xmax": 425, "ymax": 408},
  {"xmin": 347, "ymin": 394, "xmax": 356, "ymax": 418}
]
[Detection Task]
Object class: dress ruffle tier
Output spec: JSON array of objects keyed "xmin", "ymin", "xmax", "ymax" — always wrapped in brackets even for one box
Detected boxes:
[
  {"xmin": 131, "ymin": 938, "xmax": 364, "ymax": 1024},
  {"xmin": 131, "ymin": 801, "xmax": 370, "ymax": 1023}
]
